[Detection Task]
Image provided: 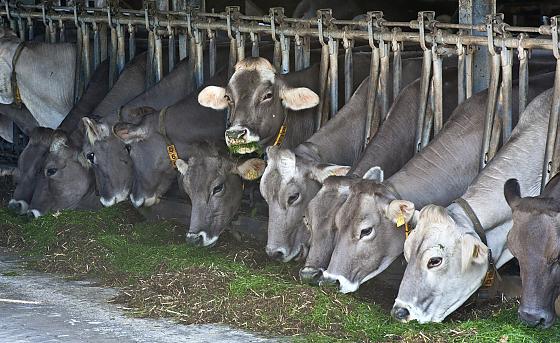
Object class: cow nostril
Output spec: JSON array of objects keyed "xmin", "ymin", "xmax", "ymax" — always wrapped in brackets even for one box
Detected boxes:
[
  {"xmin": 8, "ymin": 201, "xmax": 21, "ymax": 212},
  {"xmin": 392, "ymin": 307, "xmax": 410, "ymax": 321},
  {"xmin": 186, "ymin": 233, "xmax": 202, "ymax": 246},
  {"xmin": 26, "ymin": 211, "xmax": 35, "ymax": 219}
]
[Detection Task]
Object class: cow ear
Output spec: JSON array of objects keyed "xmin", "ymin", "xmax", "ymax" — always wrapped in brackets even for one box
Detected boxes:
[
  {"xmin": 113, "ymin": 121, "xmax": 149, "ymax": 144},
  {"xmin": 461, "ymin": 234, "xmax": 488, "ymax": 273},
  {"xmin": 504, "ymin": 178, "xmax": 521, "ymax": 209},
  {"xmin": 82, "ymin": 117, "xmax": 110, "ymax": 144},
  {"xmin": 198, "ymin": 86, "xmax": 228, "ymax": 110},
  {"xmin": 235, "ymin": 158, "xmax": 267, "ymax": 180},
  {"xmin": 281, "ymin": 87, "xmax": 320, "ymax": 110},
  {"xmin": 386, "ymin": 200, "xmax": 417, "ymax": 226},
  {"xmin": 363, "ymin": 166, "xmax": 384, "ymax": 183},
  {"xmin": 176, "ymin": 159, "xmax": 189, "ymax": 175},
  {"xmin": 310, "ymin": 164, "xmax": 350, "ymax": 183}
]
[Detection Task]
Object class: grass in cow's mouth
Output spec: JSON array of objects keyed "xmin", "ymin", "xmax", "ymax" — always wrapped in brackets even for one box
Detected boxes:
[
  {"xmin": 228, "ymin": 142, "xmax": 264, "ymax": 156},
  {"xmin": 1, "ymin": 204, "xmax": 560, "ymax": 342}
]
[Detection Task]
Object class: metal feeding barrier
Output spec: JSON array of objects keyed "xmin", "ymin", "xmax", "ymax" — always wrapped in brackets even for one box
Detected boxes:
[{"xmin": 1, "ymin": 1, "xmax": 560, "ymax": 192}]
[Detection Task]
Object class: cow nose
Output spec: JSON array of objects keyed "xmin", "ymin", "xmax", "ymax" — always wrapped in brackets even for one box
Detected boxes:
[
  {"xmin": 186, "ymin": 232, "xmax": 202, "ymax": 245},
  {"xmin": 7, "ymin": 201, "xmax": 21, "ymax": 213},
  {"xmin": 299, "ymin": 267, "xmax": 323, "ymax": 285},
  {"xmin": 26, "ymin": 210, "xmax": 36, "ymax": 219},
  {"xmin": 391, "ymin": 306, "xmax": 410, "ymax": 321},
  {"xmin": 226, "ymin": 128, "xmax": 248, "ymax": 140},
  {"xmin": 265, "ymin": 246, "xmax": 285, "ymax": 261},
  {"xmin": 518, "ymin": 306, "xmax": 554, "ymax": 327}
]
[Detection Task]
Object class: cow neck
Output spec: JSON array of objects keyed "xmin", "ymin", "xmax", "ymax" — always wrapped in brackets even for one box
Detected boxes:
[
  {"xmin": 452, "ymin": 198, "xmax": 500, "ymax": 296},
  {"xmin": 158, "ymin": 106, "xmax": 179, "ymax": 169},
  {"xmin": 10, "ymin": 41, "xmax": 25, "ymax": 108}
]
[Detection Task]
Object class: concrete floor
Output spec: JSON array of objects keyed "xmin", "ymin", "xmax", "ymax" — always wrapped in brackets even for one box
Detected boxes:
[{"xmin": 0, "ymin": 247, "xmax": 277, "ymax": 343}]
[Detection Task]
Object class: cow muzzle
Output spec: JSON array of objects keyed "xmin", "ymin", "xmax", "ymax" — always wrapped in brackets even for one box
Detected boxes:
[
  {"xmin": 319, "ymin": 271, "xmax": 360, "ymax": 293},
  {"xmin": 8, "ymin": 199, "xmax": 28, "ymax": 215},
  {"xmin": 518, "ymin": 306, "xmax": 555, "ymax": 328},
  {"xmin": 186, "ymin": 231, "xmax": 219, "ymax": 247},
  {"xmin": 391, "ymin": 306, "xmax": 411, "ymax": 322},
  {"xmin": 224, "ymin": 126, "xmax": 261, "ymax": 154},
  {"xmin": 299, "ymin": 266, "xmax": 323, "ymax": 285}
]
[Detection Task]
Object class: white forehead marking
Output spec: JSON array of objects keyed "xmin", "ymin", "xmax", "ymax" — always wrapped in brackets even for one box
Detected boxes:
[{"xmin": 231, "ymin": 57, "xmax": 277, "ymax": 84}]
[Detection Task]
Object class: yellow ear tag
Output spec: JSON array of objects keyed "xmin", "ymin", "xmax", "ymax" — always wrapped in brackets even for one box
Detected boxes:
[
  {"xmin": 245, "ymin": 169, "xmax": 259, "ymax": 181},
  {"xmin": 396, "ymin": 211, "xmax": 406, "ymax": 228},
  {"xmin": 167, "ymin": 144, "xmax": 179, "ymax": 168}
]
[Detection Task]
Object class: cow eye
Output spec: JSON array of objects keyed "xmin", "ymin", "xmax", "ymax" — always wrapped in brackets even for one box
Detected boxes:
[
  {"xmin": 46, "ymin": 168, "xmax": 57, "ymax": 177},
  {"xmin": 212, "ymin": 183, "xmax": 224, "ymax": 195},
  {"xmin": 287, "ymin": 193, "xmax": 300, "ymax": 205},
  {"xmin": 86, "ymin": 152, "xmax": 95, "ymax": 164},
  {"xmin": 427, "ymin": 257, "xmax": 443, "ymax": 269},
  {"xmin": 360, "ymin": 227, "xmax": 373, "ymax": 239},
  {"xmin": 262, "ymin": 92, "xmax": 273, "ymax": 101},
  {"xmin": 125, "ymin": 144, "xmax": 131, "ymax": 153}
]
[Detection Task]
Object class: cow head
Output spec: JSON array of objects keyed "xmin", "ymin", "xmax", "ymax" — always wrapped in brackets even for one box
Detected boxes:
[
  {"xmin": 28, "ymin": 131, "xmax": 94, "ymax": 217},
  {"xmin": 198, "ymin": 57, "xmax": 319, "ymax": 154},
  {"xmin": 299, "ymin": 175, "xmax": 360, "ymax": 285},
  {"xmin": 318, "ymin": 169, "xmax": 416, "ymax": 293},
  {"xmin": 113, "ymin": 107, "xmax": 178, "ymax": 208},
  {"xmin": 82, "ymin": 116, "xmax": 134, "ymax": 207},
  {"xmin": 392, "ymin": 205, "xmax": 489, "ymax": 323},
  {"xmin": 505, "ymin": 178, "xmax": 560, "ymax": 328},
  {"xmin": 260, "ymin": 146, "xmax": 349, "ymax": 262},
  {"xmin": 176, "ymin": 143, "xmax": 266, "ymax": 247},
  {"xmin": 9, "ymin": 127, "xmax": 54, "ymax": 214}
]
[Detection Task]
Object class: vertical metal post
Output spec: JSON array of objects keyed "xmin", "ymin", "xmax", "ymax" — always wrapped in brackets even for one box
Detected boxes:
[
  {"xmin": 82, "ymin": 22, "xmax": 92, "ymax": 84},
  {"xmin": 100, "ymin": 23, "xmax": 108, "ymax": 62},
  {"xmin": 280, "ymin": 33, "xmax": 290, "ymax": 74},
  {"xmin": 93, "ymin": 22, "xmax": 101, "ymax": 69},
  {"xmin": 48, "ymin": 19, "xmax": 56, "ymax": 43},
  {"xmin": 294, "ymin": 34, "xmax": 304, "ymax": 71},
  {"xmin": 208, "ymin": 30, "xmax": 216, "ymax": 78},
  {"xmin": 316, "ymin": 9, "xmax": 331, "ymax": 131},
  {"xmin": 432, "ymin": 47, "xmax": 444, "ymax": 135},
  {"xmin": 194, "ymin": 29, "xmax": 203, "ymax": 87},
  {"xmin": 391, "ymin": 28, "xmax": 402, "ymax": 102},
  {"xmin": 178, "ymin": 3, "xmax": 188, "ymax": 61},
  {"xmin": 457, "ymin": 37, "xmax": 466, "ymax": 104},
  {"xmin": 73, "ymin": 6, "xmax": 84, "ymax": 101},
  {"xmin": 270, "ymin": 8, "xmax": 283, "ymax": 71},
  {"xmin": 146, "ymin": 30, "xmax": 155, "ymax": 88},
  {"xmin": 27, "ymin": 17, "xmax": 34, "ymax": 41},
  {"xmin": 250, "ymin": 31, "xmax": 259, "ymax": 57},
  {"xmin": 109, "ymin": 23, "xmax": 118, "ymax": 87},
  {"xmin": 465, "ymin": 45, "xmax": 474, "ymax": 98},
  {"xmin": 379, "ymin": 39, "xmax": 390, "ymax": 121},
  {"xmin": 236, "ymin": 30, "xmax": 246, "ymax": 63},
  {"xmin": 480, "ymin": 51, "xmax": 501, "ymax": 169},
  {"xmin": 58, "ymin": 20, "xmax": 65, "ymax": 42},
  {"xmin": 328, "ymin": 37, "xmax": 338, "ymax": 117},
  {"xmin": 155, "ymin": 32, "xmax": 164, "ymax": 82},
  {"xmin": 128, "ymin": 23, "xmax": 136, "ymax": 61},
  {"xmin": 542, "ymin": 16, "xmax": 560, "ymax": 190},
  {"xmin": 226, "ymin": 7, "xmax": 238, "ymax": 77},
  {"xmin": 117, "ymin": 23, "xmax": 126, "ymax": 75},
  {"xmin": 517, "ymin": 34, "xmax": 529, "ymax": 115},
  {"xmin": 342, "ymin": 33, "xmax": 353, "ymax": 104},
  {"xmin": 459, "ymin": 0, "xmax": 496, "ymax": 93},
  {"xmin": 363, "ymin": 12, "xmax": 382, "ymax": 148},
  {"xmin": 303, "ymin": 33, "xmax": 311, "ymax": 68},
  {"xmin": 414, "ymin": 12, "xmax": 434, "ymax": 153},
  {"xmin": 500, "ymin": 45, "xmax": 513, "ymax": 142},
  {"xmin": 17, "ymin": 16, "xmax": 25, "ymax": 41}
]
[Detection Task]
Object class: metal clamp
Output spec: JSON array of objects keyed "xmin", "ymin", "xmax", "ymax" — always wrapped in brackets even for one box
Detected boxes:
[
  {"xmin": 226, "ymin": 6, "xmax": 241, "ymax": 40},
  {"xmin": 366, "ymin": 11, "xmax": 383, "ymax": 49},
  {"xmin": 486, "ymin": 14, "xmax": 505, "ymax": 56},
  {"xmin": 552, "ymin": 16, "xmax": 560, "ymax": 60},
  {"xmin": 517, "ymin": 33, "xmax": 527, "ymax": 60},
  {"xmin": 317, "ymin": 9, "xmax": 332, "ymax": 46},
  {"xmin": 391, "ymin": 27, "xmax": 401, "ymax": 52},
  {"xmin": 417, "ymin": 11, "xmax": 435, "ymax": 51}
]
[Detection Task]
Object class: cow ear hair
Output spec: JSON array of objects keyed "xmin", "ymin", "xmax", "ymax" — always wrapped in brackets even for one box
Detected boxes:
[
  {"xmin": 235, "ymin": 158, "xmax": 267, "ymax": 180},
  {"xmin": 310, "ymin": 164, "xmax": 350, "ymax": 183},
  {"xmin": 363, "ymin": 166, "xmax": 384, "ymax": 182},
  {"xmin": 281, "ymin": 87, "xmax": 320, "ymax": 110},
  {"xmin": 461, "ymin": 234, "xmax": 488, "ymax": 273},
  {"xmin": 198, "ymin": 86, "xmax": 228, "ymax": 110},
  {"xmin": 112, "ymin": 120, "xmax": 150, "ymax": 144}
]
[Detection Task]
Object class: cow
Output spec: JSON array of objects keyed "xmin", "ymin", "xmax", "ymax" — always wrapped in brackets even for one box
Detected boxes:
[
  {"xmin": 0, "ymin": 28, "xmax": 77, "ymax": 128},
  {"xmin": 7, "ymin": 60, "xmax": 111, "ymax": 215},
  {"xmin": 305, "ymin": 72, "xmax": 555, "ymax": 293},
  {"xmin": 174, "ymin": 141, "xmax": 266, "ymax": 246},
  {"xmin": 391, "ymin": 87, "xmax": 554, "ymax": 324},
  {"xmin": 197, "ymin": 55, "xmax": 373, "ymax": 155},
  {"xmin": 260, "ymin": 67, "xmax": 458, "ymax": 262},
  {"xmin": 504, "ymin": 176, "xmax": 560, "ymax": 328}
]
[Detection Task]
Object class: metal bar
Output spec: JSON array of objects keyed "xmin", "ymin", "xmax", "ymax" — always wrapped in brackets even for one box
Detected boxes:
[
  {"xmin": 465, "ymin": 45, "xmax": 474, "ymax": 99},
  {"xmin": 228, "ymin": 36, "xmax": 237, "ymax": 77},
  {"xmin": 26, "ymin": 17, "xmax": 33, "ymax": 40},
  {"xmin": 280, "ymin": 33, "xmax": 290, "ymax": 74},
  {"xmin": 316, "ymin": 43, "xmax": 329, "ymax": 131},
  {"xmin": 93, "ymin": 22, "xmax": 100, "ymax": 69},
  {"xmin": 100, "ymin": 23, "xmax": 107, "ymax": 62},
  {"xmin": 250, "ymin": 31, "xmax": 259, "ymax": 57},
  {"xmin": 208, "ymin": 30, "xmax": 216, "ymax": 77},
  {"xmin": 109, "ymin": 24, "xmax": 118, "ymax": 87},
  {"xmin": 81, "ymin": 22, "xmax": 91, "ymax": 84},
  {"xmin": 128, "ymin": 23, "xmax": 136, "ymax": 61},
  {"xmin": 363, "ymin": 47, "xmax": 380, "ymax": 148},
  {"xmin": 116, "ymin": 23, "xmax": 126, "ymax": 75},
  {"xmin": 391, "ymin": 32, "xmax": 402, "ymax": 102},
  {"xmin": 343, "ymin": 36, "xmax": 353, "ymax": 104},
  {"xmin": 236, "ymin": 30, "xmax": 245, "ymax": 63},
  {"xmin": 414, "ymin": 49, "xmax": 433, "ymax": 153},
  {"xmin": 432, "ymin": 49, "xmax": 444, "ymax": 135},
  {"xmin": 146, "ymin": 30, "xmax": 156, "ymax": 88},
  {"xmin": 328, "ymin": 37, "xmax": 338, "ymax": 118},
  {"xmin": 155, "ymin": 32, "xmax": 164, "ymax": 83},
  {"xmin": 58, "ymin": 19, "xmax": 65, "ymax": 42},
  {"xmin": 500, "ymin": 46, "xmax": 513, "ymax": 142},
  {"xmin": 518, "ymin": 36, "xmax": 529, "ymax": 115},
  {"xmin": 480, "ymin": 52, "xmax": 502, "ymax": 169},
  {"xmin": 379, "ymin": 40, "xmax": 390, "ymax": 121},
  {"xmin": 457, "ymin": 41, "xmax": 466, "ymax": 104},
  {"xmin": 168, "ymin": 27, "xmax": 176, "ymax": 72},
  {"xmin": 17, "ymin": 16, "xmax": 25, "ymax": 41},
  {"xmin": 194, "ymin": 29, "xmax": 203, "ymax": 87},
  {"xmin": 48, "ymin": 19, "xmax": 56, "ymax": 43},
  {"xmin": 294, "ymin": 34, "xmax": 304, "ymax": 71},
  {"xmin": 421, "ymin": 81, "xmax": 435, "ymax": 147},
  {"xmin": 303, "ymin": 35, "xmax": 311, "ymax": 68}
]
